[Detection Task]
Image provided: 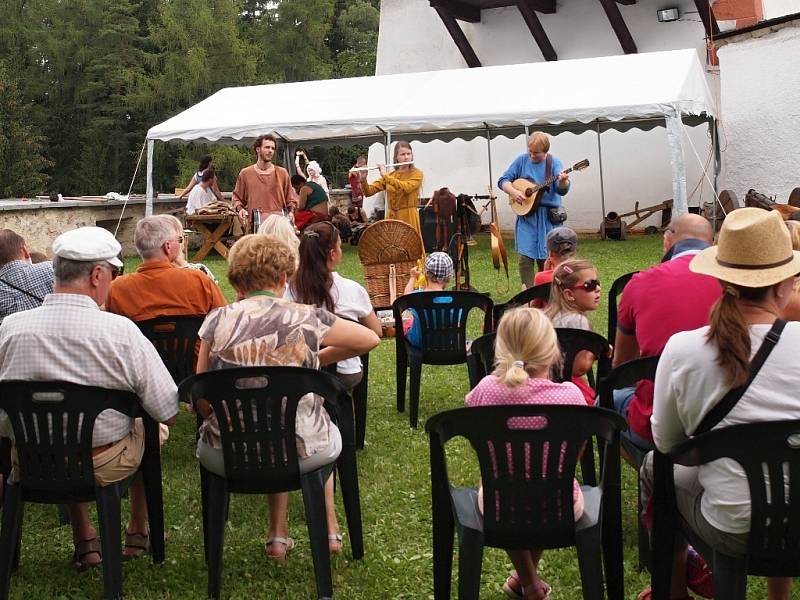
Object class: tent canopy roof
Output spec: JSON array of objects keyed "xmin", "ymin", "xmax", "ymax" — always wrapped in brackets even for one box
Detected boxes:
[{"xmin": 146, "ymin": 49, "xmax": 714, "ymax": 145}]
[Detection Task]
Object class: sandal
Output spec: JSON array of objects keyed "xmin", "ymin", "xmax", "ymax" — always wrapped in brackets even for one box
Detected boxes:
[
  {"xmin": 264, "ymin": 536, "xmax": 296, "ymax": 563},
  {"xmin": 502, "ymin": 570, "xmax": 524, "ymax": 599},
  {"xmin": 123, "ymin": 531, "xmax": 150, "ymax": 561},
  {"xmin": 71, "ymin": 537, "xmax": 102, "ymax": 572},
  {"xmin": 522, "ymin": 580, "xmax": 552, "ymax": 600},
  {"xmin": 328, "ymin": 533, "xmax": 343, "ymax": 555}
]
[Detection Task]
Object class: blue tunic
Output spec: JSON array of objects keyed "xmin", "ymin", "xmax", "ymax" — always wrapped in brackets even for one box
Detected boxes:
[{"xmin": 498, "ymin": 153, "xmax": 570, "ymax": 260}]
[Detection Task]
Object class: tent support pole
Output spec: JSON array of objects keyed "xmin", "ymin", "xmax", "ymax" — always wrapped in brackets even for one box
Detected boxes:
[
  {"xmin": 596, "ymin": 122, "xmax": 607, "ymax": 220},
  {"xmin": 384, "ymin": 130, "xmax": 392, "ymax": 215},
  {"xmin": 145, "ymin": 139, "xmax": 154, "ymax": 217},
  {"xmin": 485, "ymin": 125, "xmax": 494, "ymax": 199}
]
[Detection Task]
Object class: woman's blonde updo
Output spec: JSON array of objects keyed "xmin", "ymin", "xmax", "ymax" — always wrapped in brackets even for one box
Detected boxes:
[
  {"xmin": 227, "ymin": 234, "xmax": 295, "ymax": 294},
  {"xmin": 494, "ymin": 307, "xmax": 560, "ymax": 388}
]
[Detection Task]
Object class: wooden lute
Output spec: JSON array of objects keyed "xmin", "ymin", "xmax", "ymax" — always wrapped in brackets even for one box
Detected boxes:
[{"xmin": 509, "ymin": 158, "xmax": 590, "ymax": 217}]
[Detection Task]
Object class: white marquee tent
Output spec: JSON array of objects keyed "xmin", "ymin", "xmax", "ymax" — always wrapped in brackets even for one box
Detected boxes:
[{"xmin": 146, "ymin": 48, "xmax": 716, "ymax": 217}]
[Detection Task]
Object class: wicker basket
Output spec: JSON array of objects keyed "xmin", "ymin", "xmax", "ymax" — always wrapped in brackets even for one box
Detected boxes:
[{"xmin": 357, "ymin": 220, "xmax": 424, "ymax": 308}]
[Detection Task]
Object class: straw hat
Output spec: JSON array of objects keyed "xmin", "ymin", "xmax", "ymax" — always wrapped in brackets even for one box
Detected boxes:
[{"xmin": 690, "ymin": 208, "xmax": 800, "ymax": 287}]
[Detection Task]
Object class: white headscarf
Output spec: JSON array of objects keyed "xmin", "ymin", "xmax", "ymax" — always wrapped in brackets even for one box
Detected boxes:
[{"xmin": 306, "ymin": 160, "xmax": 323, "ymax": 177}]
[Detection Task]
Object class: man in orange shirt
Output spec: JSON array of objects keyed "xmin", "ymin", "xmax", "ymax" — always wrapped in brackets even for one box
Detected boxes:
[
  {"xmin": 106, "ymin": 215, "xmax": 227, "ymax": 321},
  {"xmin": 232, "ymin": 134, "xmax": 297, "ymax": 230}
]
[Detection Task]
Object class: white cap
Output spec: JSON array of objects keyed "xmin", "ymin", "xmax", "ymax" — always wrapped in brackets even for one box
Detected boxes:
[{"xmin": 52, "ymin": 227, "xmax": 123, "ymax": 268}]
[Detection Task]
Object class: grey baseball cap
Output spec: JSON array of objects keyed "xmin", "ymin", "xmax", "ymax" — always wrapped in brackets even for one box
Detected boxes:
[{"xmin": 546, "ymin": 227, "xmax": 577, "ymax": 256}]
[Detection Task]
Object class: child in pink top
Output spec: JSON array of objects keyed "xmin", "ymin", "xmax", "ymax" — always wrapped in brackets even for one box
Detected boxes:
[{"xmin": 466, "ymin": 307, "xmax": 586, "ymax": 600}]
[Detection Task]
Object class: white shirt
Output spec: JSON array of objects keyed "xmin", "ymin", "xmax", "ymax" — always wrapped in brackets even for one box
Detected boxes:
[
  {"xmin": 551, "ymin": 311, "xmax": 590, "ymax": 330},
  {"xmin": 652, "ymin": 322, "xmax": 800, "ymax": 533},
  {"xmin": 186, "ymin": 184, "xmax": 216, "ymax": 215},
  {"xmin": 0, "ymin": 294, "xmax": 179, "ymax": 446},
  {"xmin": 285, "ymin": 272, "xmax": 373, "ymax": 374}
]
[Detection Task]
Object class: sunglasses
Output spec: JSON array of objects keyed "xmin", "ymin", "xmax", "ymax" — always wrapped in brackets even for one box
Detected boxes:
[{"xmin": 571, "ymin": 279, "xmax": 600, "ymax": 292}]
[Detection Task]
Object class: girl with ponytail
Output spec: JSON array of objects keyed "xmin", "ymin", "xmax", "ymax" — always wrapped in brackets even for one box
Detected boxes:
[{"xmin": 465, "ymin": 307, "xmax": 588, "ymax": 600}]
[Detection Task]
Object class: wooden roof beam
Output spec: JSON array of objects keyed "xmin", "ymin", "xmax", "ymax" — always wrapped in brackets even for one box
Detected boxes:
[
  {"xmin": 432, "ymin": 3, "xmax": 482, "ymax": 68},
  {"xmin": 430, "ymin": 0, "xmax": 481, "ymax": 23},
  {"xmin": 527, "ymin": 0, "xmax": 556, "ymax": 14},
  {"xmin": 694, "ymin": 0, "xmax": 720, "ymax": 36},
  {"xmin": 517, "ymin": 0, "xmax": 557, "ymax": 61},
  {"xmin": 598, "ymin": 0, "xmax": 638, "ymax": 54},
  {"xmin": 616, "ymin": 0, "xmax": 637, "ymax": 5}
]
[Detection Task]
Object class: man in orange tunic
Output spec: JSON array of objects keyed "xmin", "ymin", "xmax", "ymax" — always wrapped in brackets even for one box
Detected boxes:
[{"xmin": 232, "ymin": 134, "xmax": 298, "ymax": 229}]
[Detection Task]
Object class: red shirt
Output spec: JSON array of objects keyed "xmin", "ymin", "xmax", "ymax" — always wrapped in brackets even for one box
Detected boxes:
[
  {"xmin": 531, "ymin": 269, "xmax": 554, "ymax": 308},
  {"xmin": 617, "ymin": 253, "xmax": 721, "ymax": 441}
]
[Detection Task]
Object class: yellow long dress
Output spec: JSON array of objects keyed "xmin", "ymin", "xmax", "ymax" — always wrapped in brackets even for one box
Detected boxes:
[{"xmin": 363, "ymin": 168, "xmax": 423, "ymax": 238}]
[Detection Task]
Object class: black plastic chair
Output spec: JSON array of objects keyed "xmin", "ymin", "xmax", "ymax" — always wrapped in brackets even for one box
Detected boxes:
[
  {"xmin": 554, "ymin": 328, "xmax": 612, "ymax": 392},
  {"xmin": 393, "ymin": 291, "xmax": 493, "ymax": 428},
  {"xmin": 136, "ymin": 315, "xmax": 205, "ymax": 385},
  {"xmin": 427, "ymin": 405, "xmax": 627, "ymax": 600},
  {"xmin": 178, "ymin": 366, "xmax": 363, "ymax": 600},
  {"xmin": 607, "ymin": 271, "xmax": 637, "ymax": 345},
  {"xmin": 466, "ymin": 331, "xmax": 496, "ymax": 390},
  {"xmin": 0, "ymin": 382, "xmax": 166, "ymax": 600},
  {"xmin": 598, "ymin": 356, "xmax": 659, "ymax": 571},
  {"xmin": 353, "ymin": 352, "xmax": 369, "ymax": 450},
  {"xmin": 491, "ymin": 282, "xmax": 552, "ymax": 330},
  {"xmin": 651, "ymin": 420, "xmax": 800, "ymax": 600}
]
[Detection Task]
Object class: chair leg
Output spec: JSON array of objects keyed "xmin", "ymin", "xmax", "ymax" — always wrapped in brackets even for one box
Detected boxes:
[
  {"xmin": 396, "ymin": 337, "xmax": 407, "ymax": 413},
  {"xmin": 432, "ymin": 508, "xmax": 455, "ymax": 600},
  {"xmin": 336, "ymin": 450, "xmax": 364, "ymax": 560},
  {"xmin": 636, "ymin": 476, "xmax": 650, "ymax": 572},
  {"xmin": 456, "ymin": 527, "xmax": 484, "ymax": 600},
  {"xmin": 200, "ymin": 463, "xmax": 210, "ymax": 564},
  {"xmin": 301, "ymin": 470, "xmax": 333, "ymax": 600},
  {"xmin": 140, "ymin": 419, "xmax": 165, "ymax": 565},
  {"xmin": 575, "ymin": 523, "xmax": 604, "ymax": 600},
  {"xmin": 354, "ymin": 354, "xmax": 369, "ymax": 450},
  {"xmin": 409, "ymin": 357, "xmax": 423, "ymax": 429},
  {"xmin": 206, "ymin": 473, "xmax": 229, "ymax": 600},
  {"xmin": 95, "ymin": 484, "xmax": 124, "ymax": 600},
  {"xmin": 0, "ymin": 484, "xmax": 23, "ymax": 600},
  {"xmin": 56, "ymin": 504, "xmax": 71, "ymax": 526},
  {"xmin": 711, "ymin": 552, "xmax": 747, "ymax": 600}
]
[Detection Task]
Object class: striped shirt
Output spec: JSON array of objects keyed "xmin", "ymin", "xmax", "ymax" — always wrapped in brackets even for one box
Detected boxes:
[
  {"xmin": 0, "ymin": 260, "xmax": 54, "ymax": 324},
  {"xmin": 0, "ymin": 293, "xmax": 179, "ymax": 446}
]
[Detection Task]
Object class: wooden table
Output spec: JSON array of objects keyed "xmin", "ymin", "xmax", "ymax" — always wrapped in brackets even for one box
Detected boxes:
[{"xmin": 186, "ymin": 214, "xmax": 234, "ymax": 261}]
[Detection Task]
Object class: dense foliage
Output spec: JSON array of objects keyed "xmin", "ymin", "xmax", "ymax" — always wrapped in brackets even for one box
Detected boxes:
[{"xmin": 0, "ymin": 0, "xmax": 379, "ymax": 197}]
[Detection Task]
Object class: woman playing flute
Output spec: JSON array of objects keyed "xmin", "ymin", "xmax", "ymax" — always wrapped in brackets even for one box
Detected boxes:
[{"xmin": 359, "ymin": 141, "xmax": 423, "ymax": 238}]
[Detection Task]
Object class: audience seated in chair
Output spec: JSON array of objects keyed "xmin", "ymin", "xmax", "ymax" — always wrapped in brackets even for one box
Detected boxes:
[
  {"xmin": 403, "ymin": 252, "xmax": 454, "ymax": 347},
  {"xmin": 612, "ymin": 214, "xmax": 719, "ymax": 456},
  {"xmin": 258, "ymin": 213, "xmax": 300, "ymax": 268},
  {"xmin": 164, "ymin": 215, "xmax": 218, "ymax": 283},
  {"xmin": 531, "ymin": 226, "xmax": 578, "ymax": 307},
  {"xmin": 285, "ymin": 222, "xmax": 382, "ymax": 449},
  {"xmin": 106, "ymin": 215, "xmax": 227, "ymax": 322},
  {"xmin": 545, "ymin": 259, "xmax": 604, "ymax": 405},
  {"xmin": 639, "ymin": 208, "xmax": 800, "ymax": 600},
  {"xmin": 0, "ymin": 226, "xmax": 178, "ymax": 566},
  {"xmin": 193, "ymin": 234, "xmax": 379, "ymax": 560},
  {"xmin": 466, "ymin": 308, "xmax": 591, "ymax": 600},
  {"xmin": 0, "ymin": 229, "xmax": 54, "ymax": 325}
]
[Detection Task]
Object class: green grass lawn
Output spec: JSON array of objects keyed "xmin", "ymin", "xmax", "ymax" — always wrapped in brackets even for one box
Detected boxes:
[{"xmin": 7, "ymin": 233, "xmax": 774, "ymax": 599}]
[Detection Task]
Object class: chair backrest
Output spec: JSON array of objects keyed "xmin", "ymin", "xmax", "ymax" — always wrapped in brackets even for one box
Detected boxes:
[
  {"xmin": 136, "ymin": 315, "xmax": 205, "ymax": 385},
  {"xmin": 607, "ymin": 271, "xmax": 638, "ymax": 344},
  {"xmin": 469, "ymin": 331, "xmax": 496, "ymax": 386},
  {"xmin": 178, "ymin": 366, "xmax": 343, "ymax": 494},
  {"xmin": 492, "ymin": 283, "xmax": 552, "ymax": 330},
  {"xmin": 393, "ymin": 291, "xmax": 493, "ymax": 363},
  {"xmin": 427, "ymin": 405, "xmax": 625, "ymax": 549},
  {"xmin": 554, "ymin": 328, "xmax": 612, "ymax": 389},
  {"xmin": 597, "ymin": 355, "xmax": 659, "ymax": 411},
  {"xmin": 0, "ymin": 382, "xmax": 139, "ymax": 501},
  {"xmin": 668, "ymin": 420, "xmax": 800, "ymax": 569}
]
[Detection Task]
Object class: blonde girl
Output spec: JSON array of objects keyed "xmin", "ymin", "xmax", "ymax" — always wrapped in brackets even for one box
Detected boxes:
[
  {"xmin": 465, "ymin": 308, "xmax": 587, "ymax": 600},
  {"xmin": 545, "ymin": 259, "xmax": 602, "ymax": 405}
]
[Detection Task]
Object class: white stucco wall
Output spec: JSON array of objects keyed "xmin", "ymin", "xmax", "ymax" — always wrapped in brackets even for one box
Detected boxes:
[
  {"xmin": 717, "ymin": 24, "xmax": 800, "ymax": 202},
  {"xmin": 762, "ymin": 0, "xmax": 800, "ymax": 20},
  {"xmin": 368, "ymin": 0, "xmax": 719, "ymax": 233}
]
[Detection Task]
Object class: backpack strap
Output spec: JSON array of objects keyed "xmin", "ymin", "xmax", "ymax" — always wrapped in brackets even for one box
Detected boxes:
[
  {"xmin": 545, "ymin": 154, "xmax": 553, "ymax": 185},
  {"xmin": 693, "ymin": 319, "xmax": 787, "ymax": 436}
]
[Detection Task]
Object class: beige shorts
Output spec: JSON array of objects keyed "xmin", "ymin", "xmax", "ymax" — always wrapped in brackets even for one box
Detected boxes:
[{"xmin": 12, "ymin": 419, "xmax": 169, "ymax": 487}]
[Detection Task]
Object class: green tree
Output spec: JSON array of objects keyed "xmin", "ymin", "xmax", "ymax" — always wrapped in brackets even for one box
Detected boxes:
[
  {"xmin": 257, "ymin": 0, "xmax": 336, "ymax": 83},
  {"xmin": 0, "ymin": 65, "xmax": 52, "ymax": 197},
  {"xmin": 332, "ymin": 0, "xmax": 380, "ymax": 77}
]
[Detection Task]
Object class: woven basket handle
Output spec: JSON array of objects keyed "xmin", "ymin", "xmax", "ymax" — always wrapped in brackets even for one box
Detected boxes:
[{"xmin": 389, "ymin": 263, "xmax": 397, "ymax": 305}]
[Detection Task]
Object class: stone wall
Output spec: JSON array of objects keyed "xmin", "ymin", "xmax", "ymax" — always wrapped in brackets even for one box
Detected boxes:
[{"xmin": 0, "ymin": 198, "xmax": 186, "ymax": 257}]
